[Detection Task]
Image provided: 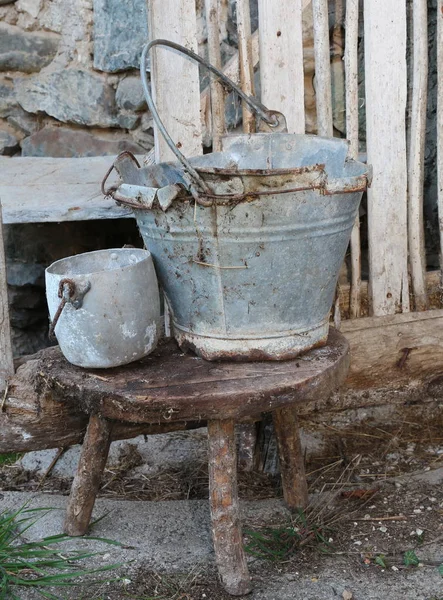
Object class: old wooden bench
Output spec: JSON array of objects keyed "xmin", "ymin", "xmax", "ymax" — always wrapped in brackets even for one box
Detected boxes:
[{"xmin": 36, "ymin": 328, "xmax": 349, "ymax": 596}]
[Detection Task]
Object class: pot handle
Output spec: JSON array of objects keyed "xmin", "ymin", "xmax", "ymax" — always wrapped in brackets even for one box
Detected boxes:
[{"xmin": 140, "ymin": 39, "xmax": 287, "ymax": 198}]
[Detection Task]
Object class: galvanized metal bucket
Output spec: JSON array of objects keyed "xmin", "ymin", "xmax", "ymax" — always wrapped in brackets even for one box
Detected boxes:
[
  {"xmin": 45, "ymin": 248, "xmax": 161, "ymax": 368},
  {"xmin": 104, "ymin": 40, "xmax": 371, "ymax": 361}
]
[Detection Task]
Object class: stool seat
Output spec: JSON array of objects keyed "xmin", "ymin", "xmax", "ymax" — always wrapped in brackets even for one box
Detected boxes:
[
  {"xmin": 38, "ymin": 328, "xmax": 349, "ymax": 422},
  {"xmin": 36, "ymin": 328, "xmax": 349, "ymax": 596}
]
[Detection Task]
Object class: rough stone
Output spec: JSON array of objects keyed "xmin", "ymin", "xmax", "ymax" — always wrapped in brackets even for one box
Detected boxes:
[
  {"xmin": 116, "ymin": 76, "xmax": 146, "ymax": 111},
  {"xmin": 7, "ymin": 107, "xmax": 41, "ymax": 135},
  {"xmin": 0, "ymin": 130, "xmax": 19, "ymax": 154},
  {"xmin": 0, "ymin": 0, "xmax": 17, "ymax": 5},
  {"xmin": 21, "ymin": 126, "xmax": 146, "ymax": 157},
  {"xmin": 0, "ymin": 80, "xmax": 18, "ymax": 117},
  {"xmin": 0, "ymin": 22, "xmax": 59, "ymax": 72},
  {"xmin": 117, "ymin": 112, "xmax": 140, "ymax": 130},
  {"xmin": 16, "ymin": 0, "xmax": 43, "ymax": 19},
  {"xmin": 93, "ymin": 0, "xmax": 149, "ymax": 73},
  {"xmin": 6, "ymin": 260, "xmax": 45, "ymax": 286},
  {"xmin": 131, "ymin": 128, "xmax": 154, "ymax": 151},
  {"xmin": 15, "ymin": 69, "xmax": 118, "ymax": 127}
]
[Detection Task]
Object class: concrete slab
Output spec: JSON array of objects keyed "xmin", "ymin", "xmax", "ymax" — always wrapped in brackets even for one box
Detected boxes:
[{"xmin": 1, "ymin": 491, "xmax": 442, "ymax": 599}]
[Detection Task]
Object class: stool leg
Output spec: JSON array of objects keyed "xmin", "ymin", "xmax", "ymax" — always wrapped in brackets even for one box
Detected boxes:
[
  {"xmin": 273, "ymin": 407, "xmax": 309, "ymax": 510},
  {"xmin": 207, "ymin": 419, "xmax": 251, "ymax": 596},
  {"xmin": 64, "ymin": 414, "xmax": 112, "ymax": 536}
]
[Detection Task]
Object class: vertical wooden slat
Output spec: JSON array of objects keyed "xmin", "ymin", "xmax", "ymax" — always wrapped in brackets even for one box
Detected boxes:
[
  {"xmin": 148, "ymin": 0, "xmax": 202, "ymax": 162},
  {"xmin": 345, "ymin": 0, "xmax": 361, "ymax": 318},
  {"xmin": 205, "ymin": 0, "xmax": 225, "ymax": 151},
  {"xmin": 236, "ymin": 0, "xmax": 256, "ymax": 133},
  {"xmin": 312, "ymin": 0, "xmax": 333, "ymax": 137},
  {"xmin": 408, "ymin": 0, "xmax": 428, "ymax": 311},
  {"xmin": 0, "ymin": 200, "xmax": 13, "ymax": 389},
  {"xmin": 438, "ymin": 0, "xmax": 443, "ymax": 283},
  {"xmin": 364, "ymin": 0, "xmax": 409, "ymax": 316},
  {"xmin": 257, "ymin": 0, "xmax": 305, "ymax": 134}
]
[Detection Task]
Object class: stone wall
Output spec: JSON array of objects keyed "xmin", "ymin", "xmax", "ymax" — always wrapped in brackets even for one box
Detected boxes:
[
  {"xmin": 0, "ymin": 0, "xmax": 153, "ymax": 157},
  {"xmin": 0, "ymin": 0, "xmax": 323, "ymax": 158}
]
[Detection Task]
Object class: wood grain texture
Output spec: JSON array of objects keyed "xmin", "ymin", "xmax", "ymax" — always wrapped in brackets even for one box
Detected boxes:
[
  {"xmin": 408, "ymin": 0, "xmax": 428, "ymax": 311},
  {"xmin": 437, "ymin": 0, "xmax": 443, "ymax": 284},
  {"xmin": 236, "ymin": 0, "xmax": 256, "ymax": 133},
  {"xmin": 258, "ymin": 0, "xmax": 305, "ymax": 133},
  {"xmin": 204, "ymin": 0, "xmax": 225, "ymax": 151},
  {"xmin": 35, "ymin": 330, "xmax": 350, "ymax": 424},
  {"xmin": 4, "ymin": 309, "xmax": 443, "ymax": 453},
  {"xmin": 0, "ymin": 156, "xmax": 131, "ymax": 224},
  {"xmin": 312, "ymin": 0, "xmax": 333, "ymax": 136},
  {"xmin": 64, "ymin": 414, "xmax": 112, "ymax": 536},
  {"xmin": 208, "ymin": 419, "xmax": 251, "ymax": 595},
  {"xmin": 0, "ymin": 201, "xmax": 13, "ymax": 387},
  {"xmin": 345, "ymin": 0, "xmax": 361, "ymax": 318},
  {"xmin": 341, "ymin": 309, "xmax": 443, "ymax": 389},
  {"xmin": 273, "ymin": 407, "xmax": 308, "ymax": 509},
  {"xmin": 0, "ymin": 358, "xmax": 203, "ymax": 453},
  {"xmin": 148, "ymin": 0, "xmax": 202, "ymax": 162},
  {"xmin": 364, "ymin": 0, "xmax": 409, "ymax": 315}
]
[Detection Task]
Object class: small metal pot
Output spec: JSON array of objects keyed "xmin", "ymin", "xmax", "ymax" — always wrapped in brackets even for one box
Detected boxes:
[{"xmin": 45, "ymin": 248, "xmax": 161, "ymax": 368}]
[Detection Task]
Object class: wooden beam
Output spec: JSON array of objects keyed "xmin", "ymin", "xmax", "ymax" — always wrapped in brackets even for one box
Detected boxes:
[
  {"xmin": 312, "ymin": 0, "xmax": 333, "ymax": 136},
  {"xmin": 148, "ymin": 0, "xmax": 202, "ymax": 162},
  {"xmin": 257, "ymin": 0, "xmax": 305, "ymax": 133},
  {"xmin": 364, "ymin": 0, "xmax": 409, "ymax": 315},
  {"xmin": 0, "ymin": 200, "xmax": 13, "ymax": 388},
  {"xmin": 341, "ymin": 309, "xmax": 443, "ymax": 390},
  {"xmin": 408, "ymin": 0, "xmax": 428, "ymax": 311},
  {"xmin": 0, "ymin": 156, "xmax": 131, "ymax": 224}
]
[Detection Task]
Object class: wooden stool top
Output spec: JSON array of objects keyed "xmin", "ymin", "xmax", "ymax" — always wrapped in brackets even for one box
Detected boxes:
[{"xmin": 36, "ymin": 328, "xmax": 349, "ymax": 424}]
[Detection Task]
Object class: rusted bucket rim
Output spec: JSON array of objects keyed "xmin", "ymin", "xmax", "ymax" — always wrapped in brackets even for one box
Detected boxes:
[{"xmin": 194, "ymin": 164, "xmax": 326, "ymax": 177}]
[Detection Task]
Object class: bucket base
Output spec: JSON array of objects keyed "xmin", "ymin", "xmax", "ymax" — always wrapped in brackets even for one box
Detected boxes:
[{"xmin": 173, "ymin": 322, "xmax": 330, "ymax": 362}]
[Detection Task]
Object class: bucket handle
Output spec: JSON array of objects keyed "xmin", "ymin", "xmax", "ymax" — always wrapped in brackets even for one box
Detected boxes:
[
  {"xmin": 140, "ymin": 39, "xmax": 287, "ymax": 199},
  {"xmin": 48, "ymin": 278, "xmax": 91, "ymax": 340}
]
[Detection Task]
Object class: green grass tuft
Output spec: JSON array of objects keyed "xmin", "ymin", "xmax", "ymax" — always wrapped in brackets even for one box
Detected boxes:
[
  {"xmin": 0, "ymin": 503, "xmax": 123, "ymax": 599},
  {"xmin": 244, "ymin": 508, "xmax": 333, "ymax": 562}
]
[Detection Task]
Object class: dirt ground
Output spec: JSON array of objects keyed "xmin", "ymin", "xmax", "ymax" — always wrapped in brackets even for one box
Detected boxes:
[{"xmin": 1, "ymin": 416, "xmax": 443, "ymax": 599}]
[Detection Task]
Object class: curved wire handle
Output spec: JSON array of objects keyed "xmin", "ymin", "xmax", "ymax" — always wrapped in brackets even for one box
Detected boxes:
[{"xmin": 140, "ymin": 39, "xmax": 287, "ymax": 196}]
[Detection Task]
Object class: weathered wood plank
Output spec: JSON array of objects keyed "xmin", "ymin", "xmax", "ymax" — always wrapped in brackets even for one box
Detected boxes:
[
  {"xmin": 341, "ymin": 309, "xmax": 443, "ymax": 390},
  {"xmin": 237, "ymin": 0, "xmax": 256, "ymax": 134},
  {"xmin": 312, "ymin": 0, "xmax": 333, "ymax": 136},
  {"xmin": 0, "ymin": 200, "xmax": 13, "ymax": 388},
  {"xmin": 408, "ymin": 0, "xmax": 428, "ymax": 311},
  {"xmin": 345, "ymin": 0, "xmax": 361, "ymax": 318},
  {"xmin": 205, "ymin": 0, "xmax": 225, "ymax": 151},
  {"xmin": 148, "ymin": 0, "xmax": 202, "ymax": 162},
  {"xmin": 364, "ymin": 0, "xmax": 409, "ymax": 315},
  {"xmin": 437, "ymin": 0, "xmax": 443, "ymax": 284},
  {"xmin": 0, "ymin": 156, "xmax": 131, "ymax": 224},
  {"xmin": 258, "ymin": 0, "xmax": 305, "ymax": 133}
]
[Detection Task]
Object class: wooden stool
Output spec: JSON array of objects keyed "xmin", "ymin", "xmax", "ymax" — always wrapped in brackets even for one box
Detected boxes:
[{"xmin": 38, "ymin": 329, "xmax": 349, "ymax": 596}]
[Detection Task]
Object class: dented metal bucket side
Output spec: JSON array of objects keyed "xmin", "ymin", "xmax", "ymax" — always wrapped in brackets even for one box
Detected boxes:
[{"xmin": 135, "ymin": 184, "xmax": 363, "ymax": 361}]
